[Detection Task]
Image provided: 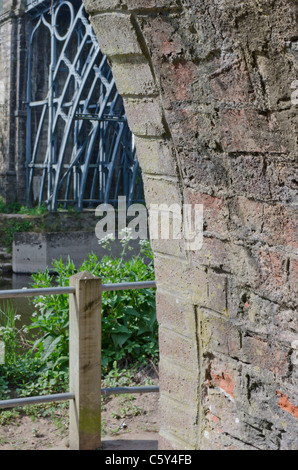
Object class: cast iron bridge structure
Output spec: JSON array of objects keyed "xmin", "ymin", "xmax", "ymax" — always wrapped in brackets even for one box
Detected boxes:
[{"xmin": 25, "ymin": 0, "xmax": 143, "ymax": 211}]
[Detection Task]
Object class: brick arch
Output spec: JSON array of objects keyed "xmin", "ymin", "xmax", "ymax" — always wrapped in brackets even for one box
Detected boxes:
[
  {"xmin": 85, "ymin": 0, "xmax": 298, "ymax": 451},
  {"xmin": 85, "ymin": 1, "xmax": 203, "ymax": 450}
]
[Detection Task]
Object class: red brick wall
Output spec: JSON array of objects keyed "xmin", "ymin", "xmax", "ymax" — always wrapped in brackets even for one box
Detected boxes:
[{"xmin": 85, "ymin": 0, "xmax": 298, "ymax": 450}]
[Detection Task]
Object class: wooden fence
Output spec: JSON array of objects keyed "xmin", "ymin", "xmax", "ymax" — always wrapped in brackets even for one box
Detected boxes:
[{"xmin": 0, "ymin": 271, "xmax": 158, "ymax": 450}]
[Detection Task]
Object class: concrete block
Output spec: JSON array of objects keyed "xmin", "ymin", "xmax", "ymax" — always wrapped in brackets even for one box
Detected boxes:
[{"xmin": 12, "ymin": 231, "xmax": 141, "ymax": 274}]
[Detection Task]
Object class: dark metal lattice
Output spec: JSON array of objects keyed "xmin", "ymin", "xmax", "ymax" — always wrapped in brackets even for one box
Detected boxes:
[{"xmin": 25, "ymin": 0, "xmax": 143, "ymax": 210}]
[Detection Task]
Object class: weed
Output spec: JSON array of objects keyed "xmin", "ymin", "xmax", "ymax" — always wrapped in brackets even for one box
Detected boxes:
[
  {"xmin": 0, "ymin": 234, "xmax": 157, "ymax": 428},
  {"xmin": 0, "ymin": 197, "xmax": 47, "ymax": 216},
  {"xmin": 2, "ymin": 219, "xmax": 32, "ymax": 251},
  {"xmin": 28, "ymin": 232, "xmax": 157, "ymax": 375}
]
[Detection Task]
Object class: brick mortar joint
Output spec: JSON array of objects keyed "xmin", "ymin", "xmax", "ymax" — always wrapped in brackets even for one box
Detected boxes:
[
  {"xmin": 86, "ymin": 7, "xmax": 183, "ymax": 16},
  {"xmin": 158, "ymin": 429, "xmax": 196, "ymax": 450},
  {"xmin": 159, "ymin": 324, "xmax": 195, "ymax": 342},
  {"xmin": 194, "ymin": 305, "xmax": 203, "ymax": 450}
]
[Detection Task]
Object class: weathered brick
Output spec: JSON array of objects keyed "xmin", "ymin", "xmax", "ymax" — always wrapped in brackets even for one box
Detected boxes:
[
  {"xmin": 192, "ymin": 236, "xmax": 229, "ymax": 270},
  {"xmin": 154, "ymin": 254, "xmax": 208, "ymax": 305},
  {"xmin": 276, "ymin": 391, "xmax": 298, "ymax": 420},
  {"xmin": 158, "ymin": 431, "xmax": 194, "ymax": 451},
  {"xmin": 289, "ymin": 258, "xmax": 298, "ymax": 297},
  {"xmin": 125, "ymin": 0, "xmax": 182, "ymax": 9},
  {"xmin": 159, "ymin": 58, "xmax": 199, "ymax": 102},
  {"xmin": 142, "ymin": 175, "xmax": 181, "ymax": 204},
  {"xmin": 220, "ymin": 108, "xmax": 287, "ymax": 153},
  {"xmin": 83, "ymin": 0, "xmax": 122, "ymax": 12},
  {"xmin": 90, "ymin": 13, "xmax": 142, "ymax": 57},
  {"xmin": 199, "ymin": 310, "xmax": 242, "ymax": 358},
  {"xmin": 159, "ymin": 394, "xmax": 198, "ymax": 447},
  {"xmin": 123, "ymin": 97, "xmax": 165, "ymax": 136},
  {"xmin": 137, "ymin": 12, "xmax": 184, "ymax": 60},
  {"xmin": 193, "ymin": 237, "xmax": 261, "ymax": 292},
  {"xmin": 209, "ymin": 59, "xmax": 254, "ymax": 104},
  {"xmin": 184, "ymin": 189, "xmax": 229, "ymax": 237},
  {"xmin": 228, "ymin": 155, "xmax": 271, "ymax": 201},
  {"xmin": 242, "ymin": 334, "xmax": 289, "ymax": 377},
  {"xmin": 263, "ymin": 205, "xmax": 298, "ymax": 250},
  {"xmin": 206, "ymin": 272, "xmax": 228, "ymax": 314},
  {"xmin": 204, "ymin": 389, "xmax": 243, "ymax": 442},
  {"xmin": 256, "ymin": 248, "xmax": 287, "ymax": 302},
  {"xmin": 156, "ymin": 290, "xmax": 196, "ymax": 337},
  {"xmin": 158, "ymin": 326, "xmax": 198, "ymax": 371},
  {"xmin": 266, "ymin": 159, "xmax": 298, "ymax": 205},
  {"xmin": 201, "ymin": 429, "xmax": 257, "ymax": 450},
  {"xmin": 229, "ymin": 197, "xmax": 298, "ymax": 250},
  {"xmin": 274, "ymin": 308, "xmax": 298, "ymax": 341},
  {"xmin": 134, "ymin": 136, "xmax": 177, "ymax": 177},
  {"xmin": 209, "ymin": 368, "xmax": 236, "ymax": 401},
  {"xmin": 202, "ymin": 356, "xmax": 246, "ymax": 446},
  {"xmin": 159, "ymin": 357, "xmax": 198, "ymax": 405},
  {"xmin": 110, "ymin": 57, "xmax": 157, "ymax": 96}
]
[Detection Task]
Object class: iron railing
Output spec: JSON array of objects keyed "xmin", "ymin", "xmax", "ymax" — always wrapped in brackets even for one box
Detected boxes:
[{"xmin": 25, "ymin": 0, "xmax": 144, "ymax": 211}]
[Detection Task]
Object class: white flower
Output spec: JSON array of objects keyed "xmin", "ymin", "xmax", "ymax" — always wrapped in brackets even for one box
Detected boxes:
[
  {"xmin": 120, "ymin": 236, "xmax": 131, "ymax": 243},
  {"xmin": 98, "ymin": 233, "xmax": 116, "ymax": 245},
  {"xmin": 119, "ymin": 227, "xmax": 133, "ymax": 244},
  {"xmin": 120, "ymin": 227, "xmax": 132, "ymax": 234},
  {"xmin": 34, "ymin": 302, "xmax": 44, "ymax": 308},
  {"xmin": 106, "ymin": 233, "xmax": 115, "ymax": 240},
  {"xmin": 14, "ymin": 315, "xmax": 21, "ymax": 321}
]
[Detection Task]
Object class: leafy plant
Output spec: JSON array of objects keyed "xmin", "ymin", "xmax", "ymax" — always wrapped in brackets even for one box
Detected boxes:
[
  {"xmin": 0, "ymin": 302, "xmax": 22, "ymax": 363},
  {"xmin": 0, "ymin": 302, "xmax": 42, "ymax": 400},
  {"xmin": 0, "ymin": 197, "xmax": 21, "ymax": 214},
  {"xmin": 102, "ymin": 361, "xmax": 135, "ymax": 389},
  {"xmin": 1, "ymin": 219, "xmax": 32, "ymax": 251},
  {"xmin": 0, "ymin": 232, "xmax": 157, "ymax": 404},
  {"xmin": 28, "ymin": 232, "xmax": 157, "ymax": 376},
  {"xmin": 0, "ymin": 197, "xmax": 47, "ymax": 216}
]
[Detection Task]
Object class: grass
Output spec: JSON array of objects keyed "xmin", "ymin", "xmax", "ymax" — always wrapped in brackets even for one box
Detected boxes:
[{"xmin": 0, "ymin": 197, "xmax": 47, "ymax": 216}]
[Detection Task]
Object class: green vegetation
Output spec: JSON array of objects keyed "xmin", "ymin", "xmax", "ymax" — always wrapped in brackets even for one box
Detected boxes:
[
  {"xmin": 0, "ymin": 233, "xmax": 157, "ymax": 417},
  {"xmin": 0, "ymin": 197, "xmax": 48, "ymax": 251},
  {"xmin": 0, "ymin": 197, "xmax": 48, "ymax": 216},
  {"xmin": 1, "ymin": 219, "xmax": 33, "ymax": 251}
]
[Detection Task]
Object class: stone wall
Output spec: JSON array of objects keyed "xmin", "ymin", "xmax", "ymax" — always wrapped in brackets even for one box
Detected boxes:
[
  {"xmin": 84, "ymin": 0, "xmax": 298, "ymax": 450},
  {"xmin": 0, "ymin": 0, "xmax": 27, "ymax": 204}
]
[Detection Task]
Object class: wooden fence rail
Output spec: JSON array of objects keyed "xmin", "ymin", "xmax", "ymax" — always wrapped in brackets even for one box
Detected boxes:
[{"xmin": 0, "ymin": 272, "xmax": 157, "ymax": 450}]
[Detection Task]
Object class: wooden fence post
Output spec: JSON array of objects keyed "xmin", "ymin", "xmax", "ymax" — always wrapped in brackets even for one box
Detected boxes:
[{"xmin": 69, "ymin": 271, "xmax": 102, "ymax": 450}]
